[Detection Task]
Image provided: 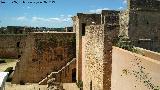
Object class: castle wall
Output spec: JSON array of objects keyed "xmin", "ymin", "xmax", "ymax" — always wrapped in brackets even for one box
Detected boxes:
[
  {"xmin": 54, "ymin": 58, "xmax": 76, "ymax": 83},
  {"xmin": 136, "ymin": 47, "xmax": 160, "ymax": 61},
  {"xmin": 83, "ymin": 25, "xmax": 104, "ymax": 90},
  {"xmin": 112, "ymin": 46, "xmax": 160, "ymax": 90},
  {"xmin": 119, "ymin": 10, "xmax": 129, "ymax": 37},
  {"xmin": 128, "ymin": 10, "xmax": 160, "ymax": 51},
  {"xmin": 128, "ymin": 0, "xmax": 160, "ymax": 11},
  {"xmin": 72, "ymin": 13, "xmax": 101, "ymax": 81},
  {"xmin": 0, "ymin": 34, "xmax": 27, "ymax": 58},
  {"xmin": 73, "ymin": 10, "xmax": 120, "ymax": 90},
  {"xmin": 126, "ymin": 0, "xmax": 160, "ymax": 52},
  {"xmin": 12, "ymin": 32, "xmax": 76, "ymax": 84}
]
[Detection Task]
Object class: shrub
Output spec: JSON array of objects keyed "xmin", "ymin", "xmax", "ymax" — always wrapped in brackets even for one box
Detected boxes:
[
  {"xmin": 6, "ymin": 77, "xmax": 12, "ymax": 82},
  {"xmin": 4, "ymin": 67, "xmax": 13, "ymax": 72},
  {"xmin": 76, "ymin": 80, "xmax": 83, "ymax": 89},
  {"xmin": 0, "ymin": 59, "xmax": 6, "ymax": 63},
  {"xmin": 20, "ymin": 80, "xmax": 25, "ymax": 85},
  {"xmin": 113, "ymin": 36, "xmax": 138, "ymax": 53}
]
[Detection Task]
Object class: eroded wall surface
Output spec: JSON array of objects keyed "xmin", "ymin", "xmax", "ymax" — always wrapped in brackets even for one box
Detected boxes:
[
  {"xmin": 83, "ymin": 25, "xmax": 104, "ymax": 90},
  {"xmin": 12, "ymin": 32, "xmax": 76, "ymax": 84},
  {"xmin": 0, "ymin": 34, "xmax": 27, "ymax": 58},
  {"xmin": 112, "ymin": 46, "xmax": 160, "ymax": 90},
  {"xmin": 128, "ymin": 0, "xmax": 160, "ymax": 51},
  {"xmin": 72, "ymin": 13, "xmax": 101, "ymax": 81}
]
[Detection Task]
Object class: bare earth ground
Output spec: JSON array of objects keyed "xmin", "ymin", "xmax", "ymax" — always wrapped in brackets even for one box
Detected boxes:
[
  {"xmin": 5, "ymin": 82, "xmax": 48, "ymax": 90},
  {"xmin": 0, "ymin": 59, "xmax": 48, "ymax": 90},
  {"xmin": 0, "ymin": 61, "xmax": 17, "ymax": 71}
]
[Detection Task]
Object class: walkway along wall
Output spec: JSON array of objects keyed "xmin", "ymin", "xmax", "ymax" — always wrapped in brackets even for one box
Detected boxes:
[{"xmin": 112, "ymin": 46, "xmax": 160, "ymax": 90}]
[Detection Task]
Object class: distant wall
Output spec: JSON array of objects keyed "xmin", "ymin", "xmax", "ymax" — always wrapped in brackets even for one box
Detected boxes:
[
  {"xmin": 0, "ymin": 34, "xmax": 27, "ymax": 58},
  {"xmin": 12, "ymin": 32, "xmax": 76, "ymax": 84},
  {"xmin": 112, "ymin": 46, "xmax": 160, "ymax": 90}
]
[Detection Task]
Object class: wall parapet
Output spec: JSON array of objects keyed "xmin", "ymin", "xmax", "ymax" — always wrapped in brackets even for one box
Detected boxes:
[{"xmin": 112, "ymin": 46, "xmax": 160, "ymax": 90}]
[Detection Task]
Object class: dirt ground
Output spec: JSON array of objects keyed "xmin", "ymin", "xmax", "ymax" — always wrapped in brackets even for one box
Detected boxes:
[{"xmin": 5, "ymin": 82, "xmax": 48, "ymax": 90}]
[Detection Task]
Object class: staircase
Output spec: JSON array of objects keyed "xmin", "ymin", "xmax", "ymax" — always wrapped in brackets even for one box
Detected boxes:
[{"xmin": 39, "ymin": 58, "xmax": 76, "ymax": 85}]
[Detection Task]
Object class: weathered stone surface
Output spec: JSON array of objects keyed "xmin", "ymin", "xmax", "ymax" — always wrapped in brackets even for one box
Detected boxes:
[
  {"xmin": 12, "ymin": 32, "xmax": 76, "ymax": 84},
  {"xmin": 0, "ymin": 34, "xmax": 27, "ymax": 58}
]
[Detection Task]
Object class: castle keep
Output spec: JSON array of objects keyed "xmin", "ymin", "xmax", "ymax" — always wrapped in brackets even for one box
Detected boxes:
[{"xmin": 0, "ymin": 0, "xmax": 160, "ymax": 90}]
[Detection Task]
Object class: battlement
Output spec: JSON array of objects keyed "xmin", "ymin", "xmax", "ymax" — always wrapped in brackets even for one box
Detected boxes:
[
  {"xmin": 128, "ymin": 0, "xmax": 160, "ymax": 11},
  {"xmin": 101, "ymin": 10, "xmax": 120, "ymax": 25}
]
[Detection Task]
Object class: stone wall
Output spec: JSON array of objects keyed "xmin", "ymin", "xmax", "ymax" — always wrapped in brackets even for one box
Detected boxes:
[
  {"xmin": 83, "ymin": 25, "xmax": 104, "ymax": 90},
  {"xmin": 72, "ymin": 13, "xmax": 101, "ymax": 81},
  {"xmin": 12, "ymin": 32, "xmax": 76, "ymax": 84},
  {"xmin": 39, "ymin": 58, "xmax": 76, "ymax": 85},
  {"xmin": 136, "ymin": 47, "xmax": 160, "ymax": 61},
  {"xmin": 54, "ymin": 58, "xmax": 76, "ymax": 83},
  {"xmin": 123, "ymin": 0, "xmax": 160, "ymax": 52},
  {"xmin": 101, "ymin": 10, "xmax": 120, "ymax": 25},
  {"xmin": 119, "ymin": 10, "xmax": 129, "ymax": 37},
  {"xmin": 112, "ymin": 46, "xmax": 160, "ymax": 90},
  {"xmin": 128, "ymin": 10, "xmax": 160, "ymax": 51},
  {"xmin": 72, "ymin": 10, "xmax": 120, "ymax": 90},
  {"xmin": 63, "ymin": 83, "xmax": 79, "ymax": 90},
  {"xmin": 0, "ymin": 34, "xmax": 27, "ymax": 58},
  {"xmin": 128, "ymin": 0, "xmax": 160, "ymax": 11}
]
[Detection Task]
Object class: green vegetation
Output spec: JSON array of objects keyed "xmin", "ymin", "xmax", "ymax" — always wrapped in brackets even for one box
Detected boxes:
[
  {"xmin": 20, "ymin": 80, "xmax": 25, "ymax": 85},
  {"xmin": 76, "ymin": 80, "xmax": 83, "ymax": 89},
  {"xmin": 113, "ymin": 36, "xmax": 138, "ymax": 53},
  {"xmin": 0, "ymin": 59, "xmax": 16, "ymax": 64},
  {"xmin": 4, "ymin": 67, "xmax": 13, "ymax": 72},
  {"xmin": 4, "ymin": 59, "xmax": 16, "ymax": 63},
  {"xmin": 0, "ymin": 59, "xmax": 6, "ymax": 63}
]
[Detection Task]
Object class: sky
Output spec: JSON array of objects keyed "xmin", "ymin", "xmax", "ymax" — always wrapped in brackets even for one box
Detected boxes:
[{"xmin": 0, "ymin": 0, "xmax": 127, "ymax": 28}]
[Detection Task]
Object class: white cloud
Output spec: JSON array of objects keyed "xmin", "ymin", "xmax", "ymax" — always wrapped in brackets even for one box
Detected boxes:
[
  {"xmin": 16, "ymin": 16, "xmax": 27, "ymax": 21},
  {"xmin": 89, "ymin": 8, "xmax": 110, "ymax": 14},
  {"xmin": 31, "ymin": 16, "xmax": 71, "ymax": 23},
  {"xmin": 67, "ymin": 15, "xmax": 72, "ymax": 17},
  {"xmin": 118, "ymin": 7, "xmax": 123, "ymax": 10},
  {"xmin": 60, "ymin": 15, "xmax": 65, "ymax": 17},
  {"xmin": 123, "ymin": 0, "xmax": 127, "ymax": 4}
]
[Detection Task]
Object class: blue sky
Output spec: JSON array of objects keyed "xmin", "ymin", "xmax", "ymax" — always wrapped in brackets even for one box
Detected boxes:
[{"xmin": 0, "ymin": 0, "xmax": 127, "ymax": 28}]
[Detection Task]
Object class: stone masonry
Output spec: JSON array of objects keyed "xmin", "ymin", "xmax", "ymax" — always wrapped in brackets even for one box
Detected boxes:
[
  {"xmin": 72, "ymin": 10, "xmax": 120, "ymax": 90},
  {"xmin": 12, "ymin": 32, "xmax": 76, "ymax": 84},
  {"xmin": 0, "ymin": 34, "xmax": 27, "ymax": 59}
]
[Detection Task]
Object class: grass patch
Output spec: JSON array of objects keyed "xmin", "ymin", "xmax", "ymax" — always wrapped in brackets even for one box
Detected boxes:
[
  {"xmin": 4, "ymin": 59, "xmax": 16, "ymax": 63},
  {"xmin": 0, "ymin": 59, "xmax": 16, "ymax": 63}
]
